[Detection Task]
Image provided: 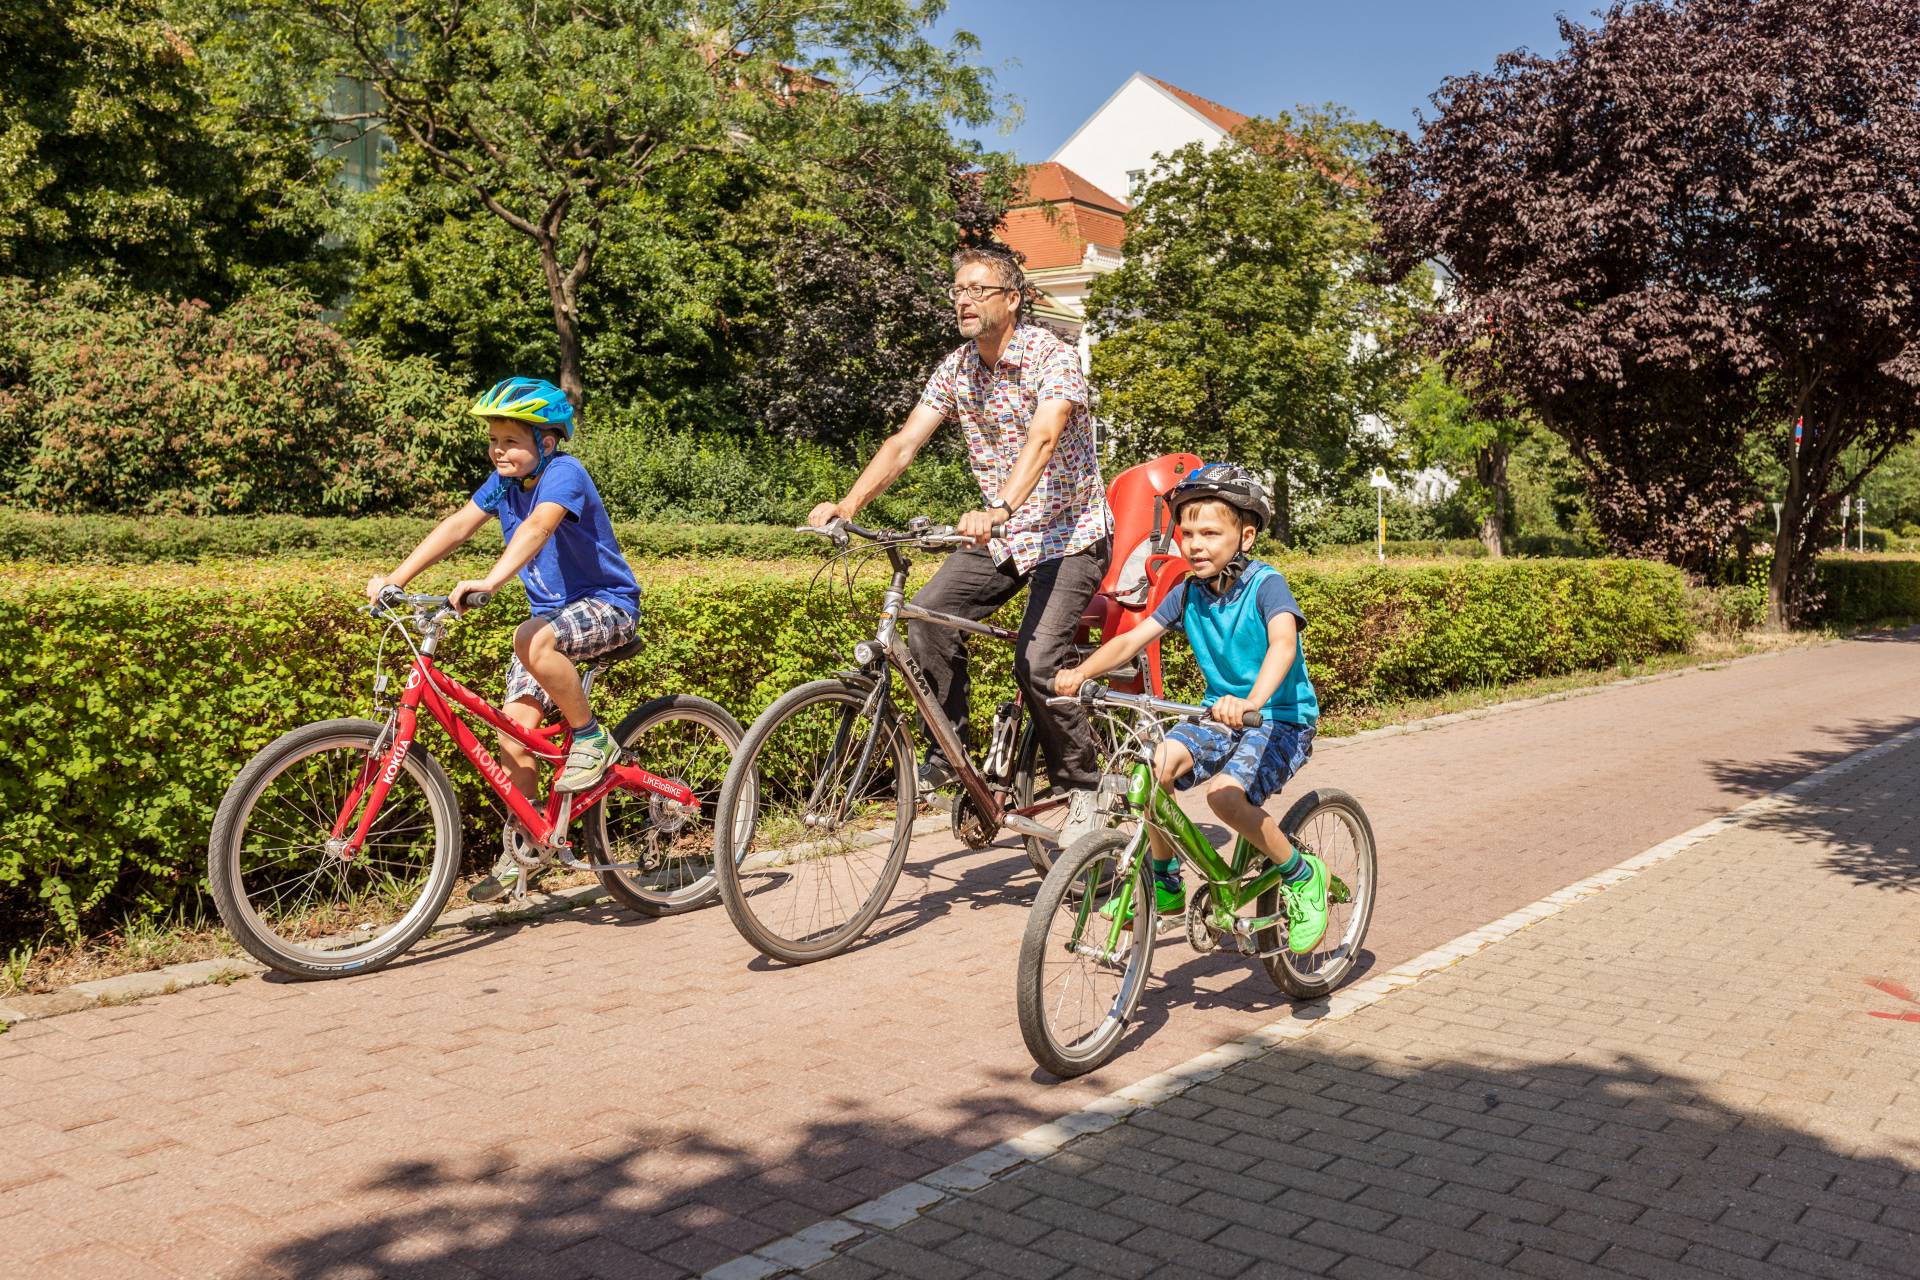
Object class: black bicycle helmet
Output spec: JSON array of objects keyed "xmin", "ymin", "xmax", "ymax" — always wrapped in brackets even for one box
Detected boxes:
[{"xmin": 1167, "ymin": 462, "xmax": 1273, "ymax": 532}]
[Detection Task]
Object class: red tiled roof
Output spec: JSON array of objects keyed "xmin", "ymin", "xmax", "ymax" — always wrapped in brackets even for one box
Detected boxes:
[
  {"xmin": 1146, "ymin": 76, "xmax": 1250, "ymax": 134},
  {"xmin": 997, "ymin": 163, "xmax": 1128, "ymax": 270}
]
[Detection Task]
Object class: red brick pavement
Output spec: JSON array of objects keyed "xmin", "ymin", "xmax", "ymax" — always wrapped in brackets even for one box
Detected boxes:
[{"xmin": 3, "ymin": 634, "xmax": 1917, "ymax": 1278}]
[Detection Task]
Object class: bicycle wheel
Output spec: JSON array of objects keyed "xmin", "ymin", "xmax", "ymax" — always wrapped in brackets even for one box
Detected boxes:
[
  {"xmin": 1257, "ymin": 788, "xmax": 1377, "ymax": 1000},
  {"xmin": 1016, "ymin": 827, "xmax": 1156, "ymax": 1078},
  {"xmin": 714, "ymin": 679, "xmax": 914, "ymax": 964},
  {"xmin": 1010, "ymin": 720, "xmax": 1069, "ymax": 877},
  {"xmin": 582, "ymin": 695, "xmax": 745, "ymax": 917},
  {"xmin": 1011, "ymin": 704, "xmax": 1127, "ymax": 877},
  {"xmin": 208, "ymin": 718, "xmax": 462, "ymax": 979}
]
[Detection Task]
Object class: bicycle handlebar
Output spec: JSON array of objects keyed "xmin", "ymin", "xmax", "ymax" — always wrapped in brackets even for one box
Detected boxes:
[
  {"xmin": 1050, "ymin": 680, "xmax": 1263, "ymax": 729},
  {"xmin": 794, "ymin": 516, "xmax": 996, "ymax": 552},
  {"xmin": 370, "ymin": 586, "xmax": 491, "ymax": 617}
]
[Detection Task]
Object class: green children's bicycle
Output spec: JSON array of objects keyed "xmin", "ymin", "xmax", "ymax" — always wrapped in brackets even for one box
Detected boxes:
[{"xmin": 1016, "ymin": 681, "xmax": 1377, "ymax": 1078}]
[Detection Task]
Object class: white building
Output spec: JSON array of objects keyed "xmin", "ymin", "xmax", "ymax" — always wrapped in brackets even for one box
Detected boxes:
[
  {"xmin": 1049, "ymin": 73, "xmax": 1250, "ymax": 205},
  {"xmin": 1001, "ymin": 75, "xmax": 1253, "ymax": 351}
]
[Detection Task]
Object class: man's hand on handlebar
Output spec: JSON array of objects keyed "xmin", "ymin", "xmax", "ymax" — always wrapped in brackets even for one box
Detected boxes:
[
  {"xmin": 806, "ymin": 501, "xmax": 849, "ymax": 529},
  {"xmin": 955, "ymin": 507, "xmax": 1003, "ymax": 545}
]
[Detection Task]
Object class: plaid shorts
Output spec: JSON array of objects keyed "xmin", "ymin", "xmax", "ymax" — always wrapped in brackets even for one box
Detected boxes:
[
  {"xmin": 503, "ymin": 597, "xmax": 640, "ymax": 712},
  {"xmin": 1165, "ymin": 718, "xmax": 1315, "ymax": 809}
]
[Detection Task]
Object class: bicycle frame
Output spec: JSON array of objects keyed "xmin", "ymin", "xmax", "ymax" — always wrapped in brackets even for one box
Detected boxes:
[
  {"xmin": 849, "ymin": 542, "xmax": 1062, "ymax": 844},
  {"xmin": 330, "ymin": 647, "xmax": 694, "ymax": 861}
]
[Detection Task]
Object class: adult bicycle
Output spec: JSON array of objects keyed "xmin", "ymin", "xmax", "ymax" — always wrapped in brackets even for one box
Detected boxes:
[
  {"xmin": 207, "ymin": 586, "xmax": 744, "ymax": 979},
  {"xmin": 1016, "ymin": 681, "xmax": 1376, "ymax": 1077},
  {"xmin": 712, "ymin": 518, "xmax": 1131, "ymax": 965}
]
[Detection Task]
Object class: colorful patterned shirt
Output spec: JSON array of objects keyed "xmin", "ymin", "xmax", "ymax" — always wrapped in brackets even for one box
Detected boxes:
[{"xmin": 918, "ymin": 323, "xmax": 1112, "ymax": 573}]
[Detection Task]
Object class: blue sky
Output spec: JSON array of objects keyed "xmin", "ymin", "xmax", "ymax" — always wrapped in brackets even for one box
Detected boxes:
[{"xmin": 932, "ymin": 1, "xmax": 1586, "ymax": 161}]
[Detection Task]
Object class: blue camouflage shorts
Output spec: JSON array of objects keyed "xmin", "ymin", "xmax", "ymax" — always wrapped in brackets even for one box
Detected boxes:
[
  {"xmin": 1165, "ymin": 717, "xmax": 1315, "ymax": 808},
  {"xmin": 504, "ymin": 597, "xmax": 640, "ymax": 712}
]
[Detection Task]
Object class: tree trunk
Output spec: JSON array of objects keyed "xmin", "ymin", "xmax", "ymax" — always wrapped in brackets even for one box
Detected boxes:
[
  {"xmin": 537, "ymin": 238, "xmax": 586, "ymax": 408},
  {"xmin": 1271, "ymin": 467, "xmax": 1293, "ymax": 548},
  {"xmin": 1475, "ymin": 439, "xmax": 1510, "ymax": 557}
]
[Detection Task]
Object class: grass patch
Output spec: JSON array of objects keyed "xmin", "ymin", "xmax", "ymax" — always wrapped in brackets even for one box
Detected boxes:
[{"xmin": 0, "ymin": 911, "xmax": 243, "ymax": 997}]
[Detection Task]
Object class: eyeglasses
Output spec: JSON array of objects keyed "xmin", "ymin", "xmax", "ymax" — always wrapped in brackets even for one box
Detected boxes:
[{"xmin": 945, "ymin": 283, "xmax": 1014, "ymax": 302}]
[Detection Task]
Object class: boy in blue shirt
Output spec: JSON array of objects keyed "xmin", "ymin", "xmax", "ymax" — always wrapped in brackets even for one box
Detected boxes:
[
  {"xmin": 366, "ymin": 377, "xmax": 641, "ymax": 902},
  {"xmin": 1054, "ymin": 463, "xmax": 1328, "ymax": 952}
]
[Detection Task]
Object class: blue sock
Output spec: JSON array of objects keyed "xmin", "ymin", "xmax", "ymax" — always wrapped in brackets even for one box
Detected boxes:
[
  {"xmin": 1279, "ymin": 849, "xmax": 1310, "ymax": 883},
  {"xmin": 574, "ymin": 715, "xmax": 601, "ymax": 738}
]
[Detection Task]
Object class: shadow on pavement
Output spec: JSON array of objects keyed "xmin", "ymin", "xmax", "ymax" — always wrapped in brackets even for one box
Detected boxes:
[
  {"xmin": 255, "ymin": 1032, "xmax": 1920, "ymax": 1280},
  {"xmin": 1707, "ymin": 719, "xmax": 1920, "ymax": 893}
]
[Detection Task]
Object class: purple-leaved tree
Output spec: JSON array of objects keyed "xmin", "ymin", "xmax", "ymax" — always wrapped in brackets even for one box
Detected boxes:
[{"xmin": 1374, "ymin": 0, "xmax": 1920, "ymax": 623}]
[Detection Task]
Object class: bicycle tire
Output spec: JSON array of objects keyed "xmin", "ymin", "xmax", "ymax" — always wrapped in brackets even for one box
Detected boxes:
[
  {"xmin": 713, "ymin": 680, "xmax": 915, "ymax": 964},
  {"xmin": 1010, "ymin": 721, "xmax": 1065, "ymax": 877},
  {"xmin": 208, "ymin": 718, "xmax": 462, "ymax": 980},
  {"xmin": 1257, "ymin": 788, "xmax": 1377, "ymax": 1000},
  {"xmin": 1016, "ymin": 827, "xmax": 1156, "ymax": 1078},
  {"xmin": 583, "ymin": 695, "xmax": 745, "ymax": 917}
]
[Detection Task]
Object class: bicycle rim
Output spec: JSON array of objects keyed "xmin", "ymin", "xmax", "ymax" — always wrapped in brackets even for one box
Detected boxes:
[
  {"xmin": 1260, "ymin": 790, "xmax": 1376, "ymax": 998},
  {"xmin": 586, "ymin": 697, "xmax": 744, "ymax": 915},
  {"xmin": 1017, "ymin": 828, "xmax": 1155, "ymax": 1078},
  {"xmin": 212, "ymin": 723, "xmax": 459, "ymax": 974},
  {"xmin": 717, "ymin": 682, "xmax": 912, "ymax": 963}
]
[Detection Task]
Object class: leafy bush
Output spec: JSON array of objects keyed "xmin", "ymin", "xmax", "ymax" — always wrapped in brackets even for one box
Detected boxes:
[
  {"xmin": 0, "ymin": 276, "xmax": 479, "ymax": 515},
  {"xmin": 1687, "ymin": 583, "xmax": 1768, "ymax": 636},
  {"xmin": 1810, "ymin": 555, "xmax": 1920, "ymax": 622},
  {"xmin": 0, "ymin": 555, "xmax": 1691, "ymax": 944}
]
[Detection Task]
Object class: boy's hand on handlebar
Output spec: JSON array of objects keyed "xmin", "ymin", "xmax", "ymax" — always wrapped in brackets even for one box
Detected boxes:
[
  {"xmin": 1054, "ymin": 666, "xmax": 1088, "ymax": 698},
  {"xmin": 806, "ymin": 502, "xmax": 848, "ymax": 528},
  {"xmin": 448, "ymin": 580, "xmax": 493, "ymax": 613},
  {"xmin": 366, "ymin": 575, "xmax": 397, "ymax": 607},
  {"xmin": 1211, "ymin": 695, "xmax": 1256, "ymax": 728}
]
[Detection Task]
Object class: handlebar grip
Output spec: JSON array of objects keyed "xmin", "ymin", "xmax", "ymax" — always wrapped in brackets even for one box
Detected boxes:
[
  {"xmin": 377, "ymin": 585, "xmax": 407, "ymax": 609},
  {"xmin": 1241, "ymin": 710, "xmax": 1263, "ymax": 729},
  {"xmin": 461, "ymin": 590, "xmax": 493, "ymax": 611}
]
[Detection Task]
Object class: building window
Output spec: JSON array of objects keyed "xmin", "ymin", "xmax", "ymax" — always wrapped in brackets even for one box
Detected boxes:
[
  {"xmin": 322, "ymin": 77, "xmax": 393, "ymax": 194},
  {"xmin": 1126, "ymin": 168, "xmax": 1146, "ymax": 197}
]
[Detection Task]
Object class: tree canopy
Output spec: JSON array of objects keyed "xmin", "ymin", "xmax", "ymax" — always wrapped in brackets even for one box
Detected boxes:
[
  {"xmin": 1087, "ymin": 108, "xmax": 1428, "ymax": 544},
  {"xmin": 1374, "ymin": 0, "xmax": 1920, "ymax": 620},
  {"xmin": 0, "ymin": 0, "xmax": 341, "ymax": 302},
  {"xmin": 238, "ymin": 0, "xmax": 1009, "ymax": 408}
]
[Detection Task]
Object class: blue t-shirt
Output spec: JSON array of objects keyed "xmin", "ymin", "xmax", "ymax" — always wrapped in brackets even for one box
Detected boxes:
[
  {"xmin": 472, "ymin": 455, "xmax": 640, "ymax": 616},
  {"xmin": 1150, "ymin": 559, "xmax": 1319, "ymax": 726}
]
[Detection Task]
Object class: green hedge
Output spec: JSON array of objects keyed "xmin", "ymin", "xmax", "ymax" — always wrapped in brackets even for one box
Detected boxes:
[
  {"xmin": 0, "ymin": 555, "xmax": 1690, "ymax": 944},
  {"xmin": 1811, "ymin": 555, "xmax": 1920, "ymax": 622},
  {"xmin": 0, "ymin": 510, "xmax": 821, "ymax": 565},
  {"xmin": 0, "ymin": 511, "xmax": 1604, "ymax": 567}
]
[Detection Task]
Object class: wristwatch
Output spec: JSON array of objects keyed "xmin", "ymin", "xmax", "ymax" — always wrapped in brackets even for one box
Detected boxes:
[{"xmin": 988, "ymin": 500, "xmax": 1014, "ymax": 521}]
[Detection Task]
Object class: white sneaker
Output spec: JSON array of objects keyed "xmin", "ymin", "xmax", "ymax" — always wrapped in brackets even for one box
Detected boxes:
[{"xmin": 1059, "ymin": 788, "xmax": 1101, "ymax": 849}]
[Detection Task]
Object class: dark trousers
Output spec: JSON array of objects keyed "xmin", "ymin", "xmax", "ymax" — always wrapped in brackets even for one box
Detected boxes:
[{"xmin": 907, "ymin": 537, "xmax": 1111, "ymax": 791}]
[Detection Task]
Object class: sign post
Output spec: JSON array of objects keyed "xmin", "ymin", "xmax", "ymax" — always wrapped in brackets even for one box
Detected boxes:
[
  {"xmin": 1841, "ymin": 496, "xmax": 1851, "ymax": 551},
  {"xmin": 1369, "ymin": 467, "xmax": 1392, "ymax": 562}
]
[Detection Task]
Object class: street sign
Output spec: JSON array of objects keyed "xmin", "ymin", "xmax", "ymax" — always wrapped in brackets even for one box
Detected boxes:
[{"xmin": 1368, "ymin": 467, "xmax": 1393, "ymax": 490}]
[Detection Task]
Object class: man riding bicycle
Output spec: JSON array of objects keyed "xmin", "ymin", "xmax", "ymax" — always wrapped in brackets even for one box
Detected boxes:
[{"xmin": 807, "ymin": 247, "xmax": 1113, "ymax": 849}]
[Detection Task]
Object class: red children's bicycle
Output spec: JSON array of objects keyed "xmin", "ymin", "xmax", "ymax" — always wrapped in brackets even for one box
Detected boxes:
[{"xmin": 207, "ymin": 587, "xmax": 746, "ymax": 979}]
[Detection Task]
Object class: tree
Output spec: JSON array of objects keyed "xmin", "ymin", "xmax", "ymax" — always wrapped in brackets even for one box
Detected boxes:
[
  {"xmin": 246, "ymin": 0, "xmax": 1003, "ymax": 408},
  {"xmin": 1086, "ymin": 108, "xmax": 1427, "ymax": 546},
  {"xmin": 1374, "ymin": 0, "xmax": 1920, "ymax": 623},
  {"xmin": 0, "ymin": 0, "xmax": 341, "ymax": 302},
  {"xmin": 1395, "ymin": 364, "xmax": 1534, "ymax": 556}
]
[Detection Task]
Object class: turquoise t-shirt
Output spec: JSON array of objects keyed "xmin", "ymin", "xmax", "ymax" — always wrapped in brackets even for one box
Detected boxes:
[{"xmin": 1150, "ymin": 559, "xmax": 1319, "ymax": 726}]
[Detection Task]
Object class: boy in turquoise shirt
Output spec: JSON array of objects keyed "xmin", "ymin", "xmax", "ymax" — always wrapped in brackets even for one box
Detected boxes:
[{"xmin": 1055, "ymin": 463, "xmax": 1328, "ymax": 952}]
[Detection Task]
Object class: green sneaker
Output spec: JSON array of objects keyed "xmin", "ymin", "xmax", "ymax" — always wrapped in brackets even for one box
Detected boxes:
[
  {"xmin": 1278, "ymin": 853, "xmax": 1330, "ymax": 953},
  {"xmin": 1099, "ymin": 874, "xmax": 1185, "ymax": 922},
  {"xmin": 469, "ymin": 847, "xmax": 539, "ymax": 903},
  {"xmin": 555, "ymin": 726, "xmax": 613, "ymax": 794}
]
